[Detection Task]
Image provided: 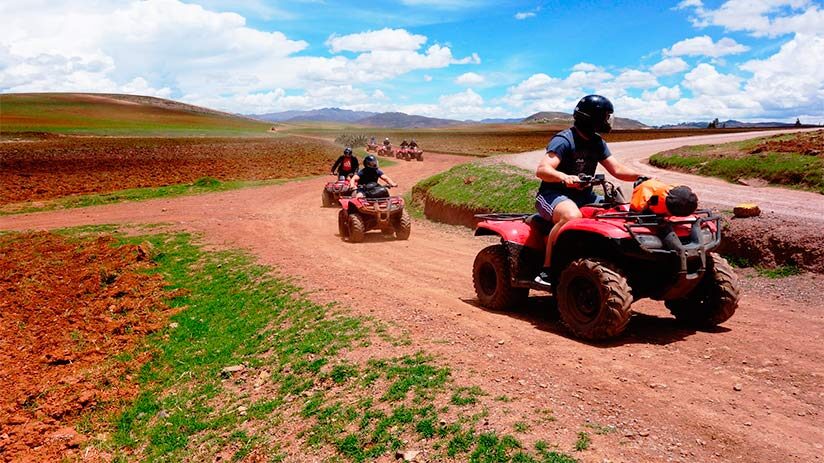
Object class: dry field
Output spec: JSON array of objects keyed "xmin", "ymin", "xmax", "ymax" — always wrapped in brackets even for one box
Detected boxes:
[{"xmin": 0, "ymin": 136, "xmax": 337, "ymax": 205}]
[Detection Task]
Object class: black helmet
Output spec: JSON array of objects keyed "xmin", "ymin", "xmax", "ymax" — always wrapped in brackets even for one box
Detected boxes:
[
  {"xmin": 364, "ymin": 155, "xmax": 378, "ymax": 168},
  {"xmin": 343, "ymin": 146, "xmax": 352, "ymax": 155},
  {"xmin": 573, "ymin": 94, "xmax": 614, "ymax": 135}
]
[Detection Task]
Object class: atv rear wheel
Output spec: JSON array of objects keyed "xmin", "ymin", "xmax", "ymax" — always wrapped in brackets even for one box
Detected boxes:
[
  {"xmin": 665, "ymin": 253, "xmax": 740, "ymax": 327},
  {"xmin": 322, "ymin": 190, "xmax": 333, "ymax": 207},
  {"xmin": 348, "ymin": 212, "xmax": 366, "ymax": 243},
  {"xmin": 473, "ymin": 245, "xmax": 528, "ymax": 311},
  {"xmin": 394, "ymin": 209, "xmax": 412, "ymax": 240},
  {"xmin": 557, "ymin": 258, "xmax": 633, "ymax": 340},
  {"xmin": 338, "ymin": 209, "xmax": 349, "ymax": 240},
  {"xmin": 416, "ymin": 152, "xmax": 423, "ymax": 161}
]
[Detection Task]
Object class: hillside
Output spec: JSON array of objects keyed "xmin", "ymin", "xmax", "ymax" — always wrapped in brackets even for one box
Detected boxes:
[
  {"xmin": 0, "ymin": 93, "xmax": 271, "ymax": 136},
  {"xmin": 658, "ymin": 120, "xmax": 799, "ymax": 129},
  {"xmin": 523, "ymin": 111, "xmax": 648, "ymax": 129},
  {"xmin": 356, "ymin": 112, "xmax": 465, "ymax": 128},
  {"xmin": 251, "ymin": 108, "xmax": 378, "ymax": 123}
]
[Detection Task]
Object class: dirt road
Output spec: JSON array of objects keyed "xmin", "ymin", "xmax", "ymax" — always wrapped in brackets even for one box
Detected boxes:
[
  {"xmin": 2, "ymin": 135, "xmax": 822, "ymax": 462},
  {"xmin": 501, "ymin": 128, "xmax": 824, "ymax": 221}
]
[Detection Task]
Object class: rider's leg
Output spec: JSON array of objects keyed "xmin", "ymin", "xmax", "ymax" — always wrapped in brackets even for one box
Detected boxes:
[{"xmin": 543, "ymin": 200, "xmax": 582, "ymax": 267}]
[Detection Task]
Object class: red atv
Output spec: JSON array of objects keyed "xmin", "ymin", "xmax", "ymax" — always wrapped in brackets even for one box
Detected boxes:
[
  {"xmin": 366, "ymin": 142, "xmax": 378, "ymax": 153},
  {"xmin": 322, "ymin": 175, "xmax": 355, "ymax": 207},
  {"xmin": 338, "ymin": 183, "xmax": 411, "ymax": 242},
  {"xmin": 408, "ymin": 147, "xmax": 424, "ymax": 161},
  {"xmin": 472, "ymin": 174, "xmax": 740, "ymax": 340},
  {"xmin": 378, "ymin": 144, "xmax": 393, "ymax": 157},
  {"xmin": 396, "ymin": 146, "xmax": 411, "ymax": 161}
]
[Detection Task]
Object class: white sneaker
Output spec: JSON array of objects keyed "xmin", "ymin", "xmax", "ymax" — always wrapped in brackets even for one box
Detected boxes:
[{"xmin": 533, "ymin": 271, "xmax": 552, "ymax": 289}]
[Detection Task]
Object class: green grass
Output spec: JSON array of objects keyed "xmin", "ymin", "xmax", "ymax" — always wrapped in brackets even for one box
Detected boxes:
[
  {"xmin": 0, "ymin": 176, "xmax": 308, "ymax": 216},
  {"xmin": 756, "ymin": 264, "xmax": 802, "ymax": 278},
  {"xmin": 0, "ymin": 93, "xmax": 270, "ymax": 136},
  {"xmin": 30, "ymin": 228, "xmax": 579, "ymax": 461},
  {"xmin": 412, "ymin": 163, "xmax": 538, "ymax": 213},
  {"xmin": 649, "ymin": 138, "xmax": 824, "ymax": 194},
  {"xmin": 573, "ymin": 432, "xmax": 591, "ymax": 451}
]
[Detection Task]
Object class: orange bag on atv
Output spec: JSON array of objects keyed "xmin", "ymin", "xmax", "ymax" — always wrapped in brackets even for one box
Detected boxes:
[{"xmin": 630, "ymin": 179, "xmax": 698, "ymax": 216}]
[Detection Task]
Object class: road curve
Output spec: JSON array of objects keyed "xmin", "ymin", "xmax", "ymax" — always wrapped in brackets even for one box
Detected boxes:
[
  {"xmin": 1, "ymin": 142, "xmax": 822, "ymax": 462},
  {"xmin": 501, "ymin": 128, "xmax": 824, "ymax": 221}
]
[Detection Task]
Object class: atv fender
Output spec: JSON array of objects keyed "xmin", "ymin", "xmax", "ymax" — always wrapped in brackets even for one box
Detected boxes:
[
  {"xmin": 474, "ymin": 221, "xmax": 545, "ymax": 250},
  {"xmin": 556, "ymin": 218, "xmax": 633, "ymax": 240}
]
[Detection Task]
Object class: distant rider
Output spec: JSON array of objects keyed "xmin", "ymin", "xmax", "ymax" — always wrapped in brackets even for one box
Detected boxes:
[
  {"xmin": 331, "ymin": 147, "xmax": 359, "ymax": 180},
  {"xmin": 369, "ymin": 136, "xmax": 377, "ymax": 145},
  {"xmin": 409, "ymin": 139, "xmax": 418, "ymax": 149},
  {"xmin": 383, "ymin": 137, "xmax": 391, "ymax": 147},
  {"xmin": 533, "ymin": 94, "xmax": 645, "ymax": 289},
  {"xmin": 400, "ymin": 139, "xmax": 409, "ymax": 149},
  {"xmin": 349, "ymin": 155, "xmax": 397, "ymax": 197}
]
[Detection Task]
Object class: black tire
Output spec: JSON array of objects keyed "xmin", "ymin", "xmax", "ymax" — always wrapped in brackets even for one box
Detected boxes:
[
  {"xmin": 322, "ymin": 190, "xmax": 333, "ymax": 207},
  {"xmin": 348, "ymin": 212, "xmax": 365, "ymax": 243},
  {"xmin": 557, "ymin": 258, "xmax": 633, "ymax": 340},
  {"xmin": 338, "ymin": 209, "xmax": 349, "ymax": 240},
  {"xmin": 665, "ymin": 253, "xmax": 740, "ymax": 327},
  {"xmin": 472, "ymin": 245, "xmax": 528, "ymax": 311},
  {"xmin": 416, "ymin": 152, "xmax": 423, "ymax": 162},
  {"xmin": 394, "ymin": 209, "xmax": 412, "ymax": 240}
]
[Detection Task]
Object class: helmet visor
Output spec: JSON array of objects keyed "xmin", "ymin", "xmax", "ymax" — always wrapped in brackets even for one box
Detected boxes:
[{"xmin": 600, "ymin": 113, "xmax": 614, "ymax": 133}]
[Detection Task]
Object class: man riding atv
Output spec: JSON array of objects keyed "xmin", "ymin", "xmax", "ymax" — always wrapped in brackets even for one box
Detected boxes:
[
  {"xmin": 400, "ymin": 139, "xmax": 409, "ymax": 149},
  {"xmin": 349, "ymin": 155, "xmax": 398, "ymax": 197},
  {"xmin": 331, "ymin": 147, "xmax": 359, "ymax": 180},
  {"xmin": 409, "ymin": 139, "xmax": 418, "ymax": 149},
  {"xmin": 533, "ymin": 94, "xmax": 645, "ymax": 288}
]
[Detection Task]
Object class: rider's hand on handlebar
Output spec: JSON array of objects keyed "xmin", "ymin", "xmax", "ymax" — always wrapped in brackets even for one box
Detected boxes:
[{"xmin": 562, "ymin": 174, "xmax": 584, "ymax": 189}]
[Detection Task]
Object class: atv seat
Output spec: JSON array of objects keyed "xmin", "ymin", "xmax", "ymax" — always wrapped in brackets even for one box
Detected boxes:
[{"xmin": 525, "ymin": 214, "xmax": 554, "ymax": 235}]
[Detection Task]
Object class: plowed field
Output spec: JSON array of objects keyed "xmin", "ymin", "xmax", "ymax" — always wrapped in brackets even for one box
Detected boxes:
[
  {"xmin": 0, "ymin": 232, "xmax": 172, "ymax": 461},
  {"xmin": 0, "ymin": 136, "xmax": 337, "ymax": 205}
]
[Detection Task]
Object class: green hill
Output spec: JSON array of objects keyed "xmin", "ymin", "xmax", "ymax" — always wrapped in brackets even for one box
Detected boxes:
[{"xmin": 0, "ymin": 93, "xmax": 271, "ymax": 136}]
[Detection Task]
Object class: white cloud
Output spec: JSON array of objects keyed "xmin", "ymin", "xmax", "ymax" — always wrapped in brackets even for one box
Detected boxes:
[
  {"xmin": 326, "ymin": 28, "xmax": 427, "ymax": 53},
  {"xmin": 678, "ymin": 0, "xmax": 823, "ymax": 38},
  {"xmin": 651, "ymin": 57, "xmax": 689, "ymax": 76},
  {"xmin": 514, "ymin": 11, "xmax": 536, "ymax": 19},
  {"xmin": 613, "ymin": 70, "xmax": 659, "ymax": 89},
  {"xmin": 571, "ymin": 62, "xmax": 601, "ymax": 72},
  {"xmin": 683, "ymin": 63, "xmax": 742, "ymax": 96},
  {"xmin": 423, "ymin": 74, "xmax": 433, "ymax": 82},
  {"xmin": 664, "ymin": 35, "xmax": 750, "ymax": 57},
  {"xmin": 642, "ymin": 85, "xmax": 681, "ymax": 101},
  {"xmin": 455, "ymin": 72, "xmax": 485, "ymax": 85}
]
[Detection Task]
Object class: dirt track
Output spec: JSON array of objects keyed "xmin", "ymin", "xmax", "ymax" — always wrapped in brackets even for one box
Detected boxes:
[
  {"xmin": 502, "ymin": 128, "xmax": 824, "ymax": 222},
  {"xmin": 1, "ymin": 133, "xmax": 823, "ymax": 462}
]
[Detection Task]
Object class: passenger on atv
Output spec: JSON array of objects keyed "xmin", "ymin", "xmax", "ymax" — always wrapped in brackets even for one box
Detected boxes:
[
  {"xmin": 331, "ymin": 146, "xmax": 359, "ymax": 180},
  {"xmin": 349, "ymin": 155, "xmax": 398, "ymax": 198},
  {"xmin": 533, "ymin": 94, "xmax": 645, "ymax": 289}
]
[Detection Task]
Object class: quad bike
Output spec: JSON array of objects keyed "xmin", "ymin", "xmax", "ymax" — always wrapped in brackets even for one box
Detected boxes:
[
  {"xmin": 322, "ymin": 174, "xmax": 355, "ymax": 207},
  {"xmin": 366, "ymin": 142, "xmax": 378, "ymax": 153},
  {"xmin": 408, "ymin": 147, "xmax": 424, "ymax": 161},
  {"xmin": 378, "ymin": 144, "xmax": 393, "ymax": 157},
  {"xmin": 472, "ymin": 174, "xmax": 740, "ymax": 341},
  {"xmin": 338, "ymin": 183, "xmax": 411, "ymax": 242},
  {"xmin": 396, "ymin": 147, "xmax": 411, "ymax": 161}
]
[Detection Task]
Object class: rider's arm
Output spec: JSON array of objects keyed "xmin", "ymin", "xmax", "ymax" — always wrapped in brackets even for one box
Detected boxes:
[
  {"xmin": 349, "ymin": 174, "xmax": 360, "ymax": 189},
  {"xmin": 536, "ymin": 152, "xmax": 580, "ymax": 187},
  {"xmin": 601, "ymin": 157, "xmax": 642, "ymax": 181},
  {"xmin": 331, "ymin": 156, "xmax": 342, "ymax": 173},
  {"xmin": 380, "ymin": 174, "xmax": 398, "ymax": 188}
]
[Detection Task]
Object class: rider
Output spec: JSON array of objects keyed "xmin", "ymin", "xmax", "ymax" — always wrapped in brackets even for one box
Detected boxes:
[
  {"xmin": 331, "ymin": 147, "xmax": 359, "ymax": 180},
  {"xmin": 349, "ymin": 155, "xmax": 397, "ymax": 197},
  {"xmin": 409, "ymin": 138, "xmax": 418, "ymax": 149},
  {"xmin": 533, "ymin": 94, "xmax": 645, "ymax": 289},
  {"xmin": 400, "ymin": 139, "xmax": 409, "ymax": 149},
  {"xmin": 369, "ymin": 136, "xmax": 376, "ymax": 145},
  {"xmin": 383, "ymin": 137, "xmax": 391, "ymax": 147}
]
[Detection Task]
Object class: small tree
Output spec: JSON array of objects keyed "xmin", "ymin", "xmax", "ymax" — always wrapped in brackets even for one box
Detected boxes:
[{"xmin": 795, "ymin": 118, "xmax": 802, "ymax": 127}]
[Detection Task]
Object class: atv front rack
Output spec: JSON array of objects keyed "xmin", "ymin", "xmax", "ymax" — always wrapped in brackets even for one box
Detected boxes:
[{"xmin": 474, "ymin": 213, "xmax": 531, "ymax": 221}]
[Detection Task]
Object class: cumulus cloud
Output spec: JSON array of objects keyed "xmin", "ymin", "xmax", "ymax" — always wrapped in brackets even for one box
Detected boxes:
[
  {"xmin": 613, "ymin": 70, "xmax": 659, "ymax": 89},
  {"xmin": 650, "ymin": 57, "xmax": 689, "ymax": 76},
  {"xmin": 678, "ymin": 0, "xmax": 823, "ymax": 38},
  {"xmin": 455, "ymin": 72, "xmax": 485, "ymax": 85},
  {"xmin": 514, "ymin": 11, "xmax": 536, "ymax": 19},
  {"xmin": 664, "ymin": 35, "xmax": 749, "ymax": 57},
  {"xmin": 326, "ymin": 28, "xmax": 427, "ymax": 53},
  {"xmin": 683, "ymin": 63, "xmax": 742, "ymax": 96}
]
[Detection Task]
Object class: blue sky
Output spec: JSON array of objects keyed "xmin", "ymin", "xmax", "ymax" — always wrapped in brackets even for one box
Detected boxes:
[{"xmin": 1, "ymin": 0, "xmax": 822, "ymax": 124}]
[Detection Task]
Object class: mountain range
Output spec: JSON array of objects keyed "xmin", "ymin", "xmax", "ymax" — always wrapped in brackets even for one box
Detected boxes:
[{"xmin": 248, "ymin": 107, "xmax": 648, "ymax": 129}]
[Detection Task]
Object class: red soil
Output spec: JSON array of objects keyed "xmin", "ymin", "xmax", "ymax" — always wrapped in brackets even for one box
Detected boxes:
[{"xmin": 0, "ymin": 232, "xmax": 172, "ymax": 462}]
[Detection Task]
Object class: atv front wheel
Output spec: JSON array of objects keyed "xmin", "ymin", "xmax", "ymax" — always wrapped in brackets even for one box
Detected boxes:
[
  {"xmin": 557, "ymin": 258, "xmax": 632, "ymax": 340},
  {"xmin": 348, "ymin": 212, "xmax": 366, "ymax": 243},
  {"xmin": 322, "ymin": 190, "xmax": 333, "ymax": 207},
  {"xmin": 338, "ymin": 209, "xmax": 349, "ymax": 240},
  {"xmin": 394, "ymin": 209, "xmax": 412, "ymax": 240},
  {"xmin": 665, "ymin": 253, "xmax": 740, "ymax": 327},
  {"xmin": 473, "ymin": 245, "xmax": 528, "ymax": 311}
]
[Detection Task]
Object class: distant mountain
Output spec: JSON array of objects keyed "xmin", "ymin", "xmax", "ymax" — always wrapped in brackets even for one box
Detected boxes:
[
  {"xmin": 523, "ymin": 111, "xmax": 648, "ymax": 129},
  {"xmin": 250, "ymin": 107, "xmax": 378, "ymax": 123},
  {"xmin": 355, "ymin": 112, "xmax": 465, "ymax": 128},
  {"xmin": 658, "ymin": 120, "xmax": 797, "ymax": 129},
  {"xmin": 478, "ymin": 117, "xmax": 525, "ymax": 124}
]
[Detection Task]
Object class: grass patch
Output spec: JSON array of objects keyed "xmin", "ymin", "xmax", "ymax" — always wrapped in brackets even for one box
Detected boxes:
[
  {"xmin": 649, "ymin": 134, "xmax": 824, "ymax": 194},
  {"xmin": 756, "ymin": 264, "xmax": 802, "ymax": 278},
  {"xmin": 412, "ymin": 163, "xmax": 537, "ymax": 213},
  {"xmin": 45, "ymin": 228, "xmax": 579, "ymax": 461},
  {"xmin": 0, "ymin": 176, "xmax": 308, "ymax": 216},
  {"xmin": 573, "ymin": 431, "xmax": 591, "ymax": 451}
]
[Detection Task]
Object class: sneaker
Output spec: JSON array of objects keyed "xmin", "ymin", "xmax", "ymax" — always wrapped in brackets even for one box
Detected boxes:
[{"xmin": 533, "ymin": 270, "xmax": 552, "ymax": 289}]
